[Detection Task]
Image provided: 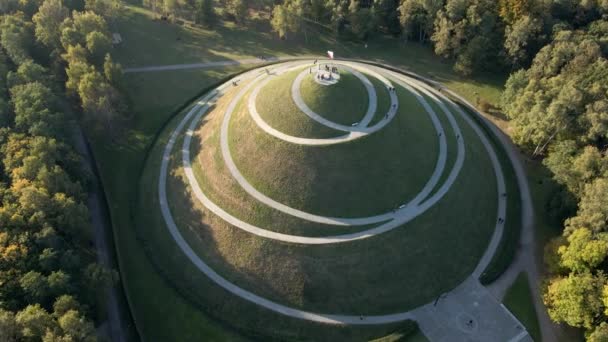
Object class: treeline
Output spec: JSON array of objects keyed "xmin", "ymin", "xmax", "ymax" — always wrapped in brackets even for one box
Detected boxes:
[
  {"xmin": 501, "ymin": 16, "xmax": 608, "ymax": 341},
  {"xmin": 0, "ymin": 0, "xmax": 123, "ymax": 340},
  {"xmin": 271, "ymin": 0, "xmax": 608, "ymax": 75}
]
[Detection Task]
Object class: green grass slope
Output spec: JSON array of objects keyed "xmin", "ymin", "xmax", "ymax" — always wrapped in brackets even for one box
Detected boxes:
[{"xmin": 299, "ymin": 70, "xmax": 369, "ymax": 125}]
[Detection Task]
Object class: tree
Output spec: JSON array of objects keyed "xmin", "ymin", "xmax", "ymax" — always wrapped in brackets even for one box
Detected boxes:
[
  {"xmin": 52, "ymin": 295, "xmax": 81, "ymax": 317},
  {"xmin": 38, "ymin": 248, "xmax": 58, "ymax": 271},
  {"xmin": 47, "ymin": 270, "xmax": 72, "ymax": 296},
  {"xmin": 85, "ymin": 0, "xmax": 119, "ymax": 22},
  {"xmin": 566, "ymin": 178, "xmax": 608, "ymax": 234},
  {"xmin": 348, "ymin": 0, "xmax": 374, "ymax": 40},
  {"xmin": 558, "ymin": 228, "xmax": 608, "ymax": 272},
  {"xmin": 15, "ymin": 304, "xmax": 56, "ymax": 339},
  {"xmin": 0, "ymin": 13, "xmax": 35, "ymax": 65},
  {"xmin": 431, "ymin": 0, "xmax": 504, "ymax": 75},
  {"xmin": 77, "ymin": 69, "xmax": 124, "ymax": 132},
  {"xmin": 19, "ymin": 271, "xmax": 49, "ymax": 303},
  {"xmin": 85, "ymin": 30, "xmax": 111, "ymax": 65},
  {"xmin": 7, "ymin": 60, "xmax": 53, "ymax": 89},
  {"xmin": 498, "ymin": 0, "xmax": 530, "ymax": 26},
  {"xmin": 194, "ymin": 0, "xmax": 215, "ymax": 27},
  {"xmin": 57, "ymin": 310, "xmax": 95, "ymax": 341},
  {"xmin": 589, "ymin": 322, "xmax": 608, "ymax": 342},
  {"xmin": 504, "ymin": 15, "xmax": 544, "ymax": 67},
  {"xmin": 270, "ymin": 2, "xmax": 300, "ymax": 39},
  {"xmin": 59, "ymin": 10, "xmax": 109, "ymax": 50},
  {"xmin": 372, "ymin": 0, "xmax": 399, "ymax": 35},
  {"xmin": 33, "ymin": 0, "xmax": 69, "ymax": 50},
  {"xmin": 0, "ymin": 309, "xmax": 20, "ymax": 342},
  {"xmin": 10, "ymin": 82, "xmax": 64, "ymax": 138},
  {"xmin": 545, "ymin": 272, "xmax": 606, "ymax": 329},
  {"xmin": 226, "ymin": 0, "xmax": 247, "ymax": 24},
  {"xmin": 398, "ymin": 0, "xmax": 442, "ymax": 42}
]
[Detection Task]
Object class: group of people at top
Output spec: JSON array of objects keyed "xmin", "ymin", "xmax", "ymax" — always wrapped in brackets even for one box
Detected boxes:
[{"xmin": 315, "ymin": 64, "xmax": 339, "ymax": 81}]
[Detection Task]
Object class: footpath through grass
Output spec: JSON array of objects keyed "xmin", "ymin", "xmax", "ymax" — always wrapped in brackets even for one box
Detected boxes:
[
  {"xmin": 256, "ymin": 68, "xmax": 341, "ymax": 139},
  {"xmin": 87, "ymin": 67, "xmax": 252, "ymax": 340},
  {"xmin": 299, "ymin": 70, "xmax": 369, "ymax": 126},
  {"xmin": 230, "ymin": 83, "xmax": 439, "ymax": 217},
  {"xmin": 95, "ymin": 4, "xmax": 512, "ymax": 340},
  {"xmin": 503, "ymin": 273, "xmax": 542, "ymax": 342},
  {"xmin": 134, "ymin": 73, "xmax": 499, "ymax": 319}
]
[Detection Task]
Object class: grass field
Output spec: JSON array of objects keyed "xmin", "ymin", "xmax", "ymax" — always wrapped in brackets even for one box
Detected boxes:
[
  {"xmin": 130, "ymin": 65, "xmax": 504, "ymax": 329},
  {"xmin": 229, "ymin": 82, "xmax": 440, "ymax": 217},
  {"xmin": 114, "ymin": 6, "xmax": 505, "ymax": 107},
  {"xmin": 256, "ymin": 68, "xmax": 342, "ymax": 138},
  {"xmin": 299, "ymin": 70, "xmax": 369, "ymax": 125},
  {"xmin": 503, "ymin": 273, "xmax": 542, "ymax": 342},
  {"xmin": 90, "ymin": 4, "xmax": 519, "ymax": 340}
]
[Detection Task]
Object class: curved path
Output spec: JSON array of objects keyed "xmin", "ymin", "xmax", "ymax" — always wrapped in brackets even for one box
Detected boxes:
[
  {"xmin": 154, "ymin": 59, "xmax": 533, "ymax": 341},
  {"xmin": 248, "ymin": 62, "xmax": 399, "ymax": 146},
  {"xmin": 291, "ymin": 64, "xmax": 378, "ymax": 131},
  {"xmin": 182, "ymin": 61, "xmax": 471, "ymax": 243}
]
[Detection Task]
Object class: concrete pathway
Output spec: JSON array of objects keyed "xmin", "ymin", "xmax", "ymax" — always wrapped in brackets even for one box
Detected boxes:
[
  {"xmin": 156, "ymin": 60, "xmax": 529, "ymax": 341},
  {"xmin": 291, "ymin": 64, "xmax": 378, "ymax": 131},
  {"xmin": 181, "ymin": 61, "xmax": 471, "ymax": 243}
]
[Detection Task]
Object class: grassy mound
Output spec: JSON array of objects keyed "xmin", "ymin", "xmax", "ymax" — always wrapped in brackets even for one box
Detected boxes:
[
  {"xmin": 256, "ymin": 68, "xmax": 342, "ymax": 139},
  {"xmin": 299, "ymin": 70, "xmax": 369, "ymax": 125},
  {"xmin": 129, "ymin": 62, "xmax": 520, "ymax": 340},
  {"xmin": 228, "ymin": 83, "xmax": 440, "ymax": 217},
  {"xmin": 142, "ymin": 75, "xmax": 501, "ymax": 315}
]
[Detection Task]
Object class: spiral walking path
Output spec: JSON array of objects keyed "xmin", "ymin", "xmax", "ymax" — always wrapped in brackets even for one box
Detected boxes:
[{"xmin": 157, "ymin": 60, "xmax": 532, "ymax": 341}]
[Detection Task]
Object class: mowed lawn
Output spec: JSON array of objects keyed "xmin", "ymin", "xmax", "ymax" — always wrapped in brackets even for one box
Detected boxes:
[
  {"xmin": 299, "ymin": 70, "xmax": 369, "ymax": 126},
  {"xmin": 256, "ymin": 68, "xmax": 342, "ymax": 139},
  {"xmin": 132, "ymin": 65, "xmax": 501, "ymax": 322},
  {"xmin": 92, "ymin": 4, "xmax": 514, "ymax": 341},
  {"xmin": 190, "ymin": 83, "xmax": 383, "ymax": 237},
  {"xmin": 503, "ymin": 273, "xmax": 542, "ymax": 342},
  {"xmin": 230, "ymin": 82, "xmax": 439, "ymax": 217},
  {"xmin": 134, "ymin": 99, "xmax": 419, "ymax": 340},
  {"xmin": 86, "ymin": 69, "xmax": 252, "ymax": 341}
]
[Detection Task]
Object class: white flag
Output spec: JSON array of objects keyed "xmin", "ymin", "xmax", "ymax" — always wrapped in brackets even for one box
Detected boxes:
[{"xmin": 327, "ymin": 51, "xmax": 334, "ymax": 59}]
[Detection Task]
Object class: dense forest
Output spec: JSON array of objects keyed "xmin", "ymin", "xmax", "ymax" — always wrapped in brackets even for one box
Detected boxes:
[{"xmin": 0, "ymin": 0, "xmax": 124, "ymax": 340}]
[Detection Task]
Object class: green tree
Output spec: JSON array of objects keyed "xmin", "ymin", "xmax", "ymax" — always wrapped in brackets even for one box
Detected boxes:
[
  {"xmin": 504, "ymin": 15, "xmax": 544, "ymax": 67},
  {"xmin": 566, "ymin": 178, "xmax": 608, "ymax": 233},
  {"xmin": 85, "ymin": 30, "xmax": 111, "ymax": 65},
  {"xmin": 398, "ymin": 0, "xmax": 442, "ymax": 42},
  {"xmin": 194, "ymin": 0, "xmax": 215, "ymax": 27},
  {"xmin": 19, "ymin": 271, "xmax": 49, "ymax": 302},
  {"xmin": 33, "ymin": 0, "xmax": 69, "ymax": 50},
  {"xmin": 589, "ymin": 322, "xmax": 608, "ymax": 342},
  {"xmin": 57, "ymin": 310, "xmax": 95, "ymax": 341},
  {"xmin": 0, "ymin": 14, "xmax": 35, "ymax": 65},
  {"xmin": 348, "ymin": 0, "xmax": 374, "ymax": 40},
  {"xmin": 7, "ymin": 60, "xmax": 53, "ymax": 89},
  {"xmin": 47, "ymin": 270, "xmax": 72, "ymax": 296},
  {"xmin": 545, "ymin": 272, "xmax": 606, "ymax": 329},
  {"xmin": 52, "ymin": 295, "xmax": 81, "ymax": 317},
  {"xmin": 15, "ymin": 304, "xmax": 56, "ymax": 339},
  {"xmin": 10, "ymin": 82, "xmax": 64, "ymax": 138},
  {"xmin": 226, "ymin": 0, "xmax": 247, "ymax": 23},
  {"xmin": 59, "ymin": 10, "xmax": 109, "ymax": 50},
  {"xmin": 558, "ymin": 228, "xmax": 608, "ymax": 272},
  {"xmin": 0, "ymin": 309, "xmax": 20, "ymax": 342}
]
